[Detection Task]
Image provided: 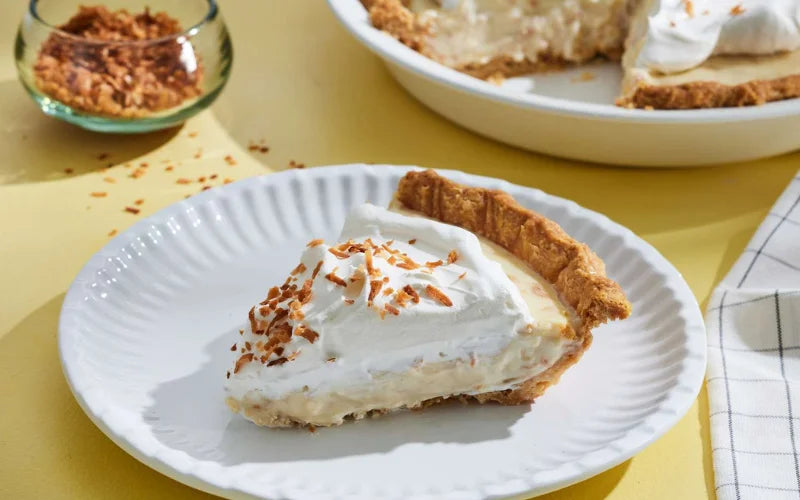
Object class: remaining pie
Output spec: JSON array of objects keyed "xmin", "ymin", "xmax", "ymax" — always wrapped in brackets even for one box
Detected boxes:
[
  {"xmin": 361, "ymin": 0, "xmax": 800, "ymax": 109},
  {"xmin": 225, "ymin": 170, "xmax": 631, "ymax": 427}
]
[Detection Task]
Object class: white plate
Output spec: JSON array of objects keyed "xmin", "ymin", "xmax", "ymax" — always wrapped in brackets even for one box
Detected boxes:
[
  {"xmin": 328, "ymin": 0, "xmax": 800, "ymax": 167},
  {"xmin": 59, "ymin": 165, "xmax": 706, "ymax": 499}
]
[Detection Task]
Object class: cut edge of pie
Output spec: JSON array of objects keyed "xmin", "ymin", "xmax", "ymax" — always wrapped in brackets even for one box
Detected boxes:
[
  {"xmin": 393, "ymin": 169, "xmax": 631, "ymax": 405},
  {"xmin": 361, "ymin": 0, "xmax": 800, "ymax": 109}
]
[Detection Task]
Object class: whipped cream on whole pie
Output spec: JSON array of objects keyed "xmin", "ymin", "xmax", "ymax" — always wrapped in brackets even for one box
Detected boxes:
[
  {"xmin": 226, "ymin": 203, "xmax": 574, "ymax": 426},
  {"xmin": 225, "ymin": 170, "xmax": 631, "ymax": 428},
  {"xmin": 635, "ymin": 0, "xmax": 800, "ymax": 74}
]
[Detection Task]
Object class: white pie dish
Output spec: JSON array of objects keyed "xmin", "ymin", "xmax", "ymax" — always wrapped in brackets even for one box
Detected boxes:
[
  {"xmin": 59, "ymin": 164, "xmax": 706, "ymax": 499},
  {"xmin": 327, "ymin": 0, "xmax": 800, "ymax": 167}
]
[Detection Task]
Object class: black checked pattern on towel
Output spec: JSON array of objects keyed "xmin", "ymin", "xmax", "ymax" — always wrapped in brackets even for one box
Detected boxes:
[{"xmin": 707, "ymin": 174, "xmax": 800, "ymax": 500}]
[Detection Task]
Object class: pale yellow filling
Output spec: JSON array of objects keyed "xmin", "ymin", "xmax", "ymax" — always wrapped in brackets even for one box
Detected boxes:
[
  {"xmin": 410, "ymin": 0, "xmax": 630, "ymax": 68},
  {"xmin": 228, "ymin": 332, "xmax": 569, "ymax": 427}
]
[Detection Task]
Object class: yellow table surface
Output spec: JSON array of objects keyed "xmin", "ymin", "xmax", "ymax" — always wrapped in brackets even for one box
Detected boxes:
[{"xmin": 1, "ymin": 1, "xmax": 798, "ymax": 498}]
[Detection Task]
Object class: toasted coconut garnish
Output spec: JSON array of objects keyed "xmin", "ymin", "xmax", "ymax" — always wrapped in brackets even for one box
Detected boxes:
[
  {"xmin": 266, "ymin": 308, "xmax": 289, "ymax": 335},
  {"xmin": 267, "ymin": 357, "xmax": 288, "ymax": 367},
  {"xmin": 234, "ymin": 353, "xmax": 254, "ymax": 373},
  {"xmin": 311, "ymin": 260, "xmax": 323, "ymax": 280},
  {"xmin": 307, "ymin": 238, "xmax": 324, "ymax": 247},
  {"xmin": 290, "ymin": 262, "xmax": 307, "ymax": 275},
  {"xmin": 295, "ymin": 325, "xmax": 319, "ymax": 344},
  {"xmin": 396, "ymin": 261, "xmax": 419, "ymax": 270},
  {"xmin": 230, "ymin": 343, "xmax": 237, "ymax": 351},
  {"xmin": 385, "ymin": 304, "xmax": 400, "ymax": 316},
  {"xmin": 368, "ymin": 279, "xmax": 383, "ymax": 304},
  {"xmin": 458, "ymin": 271, "xmax": 467, "ymax": 280},
  {"xmin": 403, "ymin": 285, "xmax": 420, "ymax": 304},
  {"xmin": 343, "ymin": 298, "xmax": 355, "ymax": 305},
  {"xmin": 425, "ymin": 260, "xmax": 443, "ymax": 268},
  {"xmin": 365, "ymin": 247, "xmax": 379, "ymax": 277},
  {"xmin": 408, "ymin": 238, "xmax": 417, "ymax": 244},
  {"xmin": 394, "ymin": 288, "xmax": 412, "ymax": 307},
  {"xmin": 328, "ymin": 247, "xmax": 350, "ymax": 259},
  {"xmin": 383, "ymin": 287, "xmax": 394, "ymax": 296},
  {"xmin": 425, "ymin": 285, "xmax": 453, "ymax": 306},
  {"xmin": 325, "ymin": 267, "xmax": 347, "ymax": 287},
  {"xmin": 447, "ymin": 250, "xmax": 459, "ymax": 264}
]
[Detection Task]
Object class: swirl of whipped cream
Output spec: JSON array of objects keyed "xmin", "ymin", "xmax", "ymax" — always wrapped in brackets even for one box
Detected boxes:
[
  {"xmin": 636, "ymin": 0, "xmax": 800, "ymax": 74},
  {"xmin": 226, "ymin": 204, "xmax": 539, "ymax": 401}
]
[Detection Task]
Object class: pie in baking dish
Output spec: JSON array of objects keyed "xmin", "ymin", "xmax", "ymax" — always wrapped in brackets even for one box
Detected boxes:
[
  {"xmin": 225, "ymin": 170, "xmax": 631, "ymax": 427},
  {"xmin": 361, "ymin": 0, "xmax": 800, "ymax": 109}
]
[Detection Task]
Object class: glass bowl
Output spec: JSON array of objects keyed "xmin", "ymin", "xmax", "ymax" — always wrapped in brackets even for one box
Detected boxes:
[{"xmin": 14, "ymin": 0, "xmax": 232, "ymax": 133}]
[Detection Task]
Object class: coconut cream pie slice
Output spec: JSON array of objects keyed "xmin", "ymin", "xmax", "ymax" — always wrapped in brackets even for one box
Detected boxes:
[{"xmin": 225, "ymin": 170, "xmax": 631, "ymax": 427}]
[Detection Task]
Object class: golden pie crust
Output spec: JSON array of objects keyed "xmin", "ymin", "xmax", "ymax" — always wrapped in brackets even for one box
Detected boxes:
[{"xmin": 396, "ymin": 169, "xmax": 631, "ymax": 405}]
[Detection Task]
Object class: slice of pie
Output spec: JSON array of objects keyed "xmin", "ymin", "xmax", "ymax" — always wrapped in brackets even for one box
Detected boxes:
[
  {"xmin": 362, "ymin": 0, "xmax": 800, "ymax": 109},
  {"xmin": 225, "ymin": 170, "xmax": 631, "ymax": 427}
]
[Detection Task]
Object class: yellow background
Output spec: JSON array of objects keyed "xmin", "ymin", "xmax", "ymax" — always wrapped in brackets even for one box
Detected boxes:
[{"xmin": 1, "ymin": 1, "xmax": 798, "ymax": 498}]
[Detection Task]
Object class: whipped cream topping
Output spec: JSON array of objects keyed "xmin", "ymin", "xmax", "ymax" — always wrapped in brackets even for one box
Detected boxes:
[
  {"xmin": 636, "ymin": 0, "xmax": 800, "ymax": 74},
  {"xmin": 410, "ymin": 0, "xmax": 630, "ymax": 68},
  {"xmin": 225, "ymin": 204, "xmax": 557, "ymax": 402}
]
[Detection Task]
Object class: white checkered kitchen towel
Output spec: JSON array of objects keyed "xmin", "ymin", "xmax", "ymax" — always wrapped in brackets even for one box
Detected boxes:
[{"xmin": 707, "ymin": 172, "xmax": 800, "ymax": 499}]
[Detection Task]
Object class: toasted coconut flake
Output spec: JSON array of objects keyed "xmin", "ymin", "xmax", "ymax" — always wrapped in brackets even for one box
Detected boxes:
[
  {"xmin": 396, "ymin": 289, "xmax": 413, "ymax": 307},
  {"xmin": 295, "ymin": 325, "xmax": 319, "ymax": 344},
  {"xmin": 425, "ymin": 285, "xmax": 453, "ymax": 306},
  {"xmin": 325, "ymin": 268, "xmax": 347, "ymax": 287},
  {"xmin": 267, "ymin": 357, "xmax": 288, "ymax": 367},
  {"xmin": 290, "ymin": 262, "xmax": 307, "ymax": 275},
  {"xmin": 299, "ymin": 279, "xmax": 314, "ymax": 304},
  {"xmin": 244, "ymin": 341, "xmax": 252, "ymax": 351},
  {"xmin": 230, "ymin": 343, "xmax": 237, "ymax": 351},
  {"xmin": 266, "ymin": 308, "xmax": 289, "ymax": 335},
  {"xmin": 408, "ymin": 238, "xmax": 417, "ymax": 244},
  {"xmin": 385, "ymin": 304, "xmax": 400, "ymax": 316},
  {"xmin": 383, "ymin": 287, "xmax": 394, "ymax": 296},
  {"xmin": 368, "ymin": 279, "xmax": 383, "ymax": 304},
  {"xmin": 396, "ymin": 261, "xmax": 419, "ymax": 270},
  {"xmin": 447, "ymin": 250, "xmax": 459, "ymax": 264},
  {"xmin": 248, "ymin": 307, "xmax": 258, "ymax": 332},
  {"xmin": 287, "ymin": 350, "xmax": 301, "ymax": 361},
  {"xmin": 425, "ymin": 260, "xmax": 443, "ymax": 268},
  {"xmin": 328, "ymin": 247, "xmax": 350, "ymax": 259},
  {"xmin": 403, "ymin": 285, "xmax": 420, "ymax": 304},
  {"xmin": 307, "ymin": 239, "xmax": 324, "ymax": 248},
  {"xmin": 258, "ymin": 305, "xmax": 270, "ymax": 316},
  {"xmin": 458, "ymin": 271, "xmax": 467, "ymax": 280},
  {"xmin": 365, "ymin": 247, "xmax": 376, "ymax": 277},
  {"xmin": 267, "ymin": 286, "xmax": 280, "ymax": 300},
  {"xmin": 344, "ymin": 298, "xmax": 355, "ymax": 305},
  {"xmin": 311, "ymin": 260, "xmax": 323, "ymax": 280},
  {"xmin": 234, "ymin": 353, "xmax": 254, "ymax": 373}
]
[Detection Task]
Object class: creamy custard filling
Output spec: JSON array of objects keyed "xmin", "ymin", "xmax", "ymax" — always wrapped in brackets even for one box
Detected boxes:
[
  {"xmin": 410, "ymin": 0, "xmax": 632, "ymax": 67},
  {"xmin": 225, "ymin": 204, "xmax": 576, "ymax": 426}
]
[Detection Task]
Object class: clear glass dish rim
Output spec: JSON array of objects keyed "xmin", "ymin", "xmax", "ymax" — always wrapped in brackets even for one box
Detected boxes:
[{"xmin": 27, "ymin": 0, "xmax": 219, "ymax": 45}]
